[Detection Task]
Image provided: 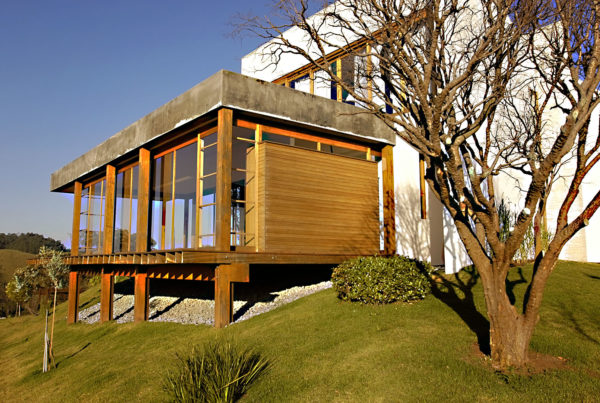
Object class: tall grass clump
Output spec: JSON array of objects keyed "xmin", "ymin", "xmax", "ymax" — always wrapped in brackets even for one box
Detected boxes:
[
  {"xmin": 332, "ymin": 256, "xmax": 433, "ymax": 304},
  {"xmin": 164, "ymin": 339, "xmax": 269, "ymax": 403}
]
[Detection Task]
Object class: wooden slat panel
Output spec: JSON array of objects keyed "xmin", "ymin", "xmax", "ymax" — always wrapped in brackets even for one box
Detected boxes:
[
  {"xmin": 136, "ymin": 148, "xmax": 151, "ymax": 252},
  {"xmin": 71, "ymin": 182, "xmax": 82, "ymax": 257},
  {"xmin": 216, "ymin": 108, "xmax": 233, "ymax": 251},
  {"xmin": 260, "ymin": 142, "xmax": 379, "ymax": 255}
]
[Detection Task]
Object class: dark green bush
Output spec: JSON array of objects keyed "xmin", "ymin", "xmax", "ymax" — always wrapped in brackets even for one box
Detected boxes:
[
  {"xmin": 164, "ymin": 339, "xmax": 269, "ymax": 403},
  {"xmin": 332, "ymin": 256, "xmax": 433, "ymax": 304}
]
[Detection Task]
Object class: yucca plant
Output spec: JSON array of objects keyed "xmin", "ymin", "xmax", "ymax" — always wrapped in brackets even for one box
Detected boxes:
[{"xmin": 164, "ymin": 339, "xmax": 269, "ymax": 403}]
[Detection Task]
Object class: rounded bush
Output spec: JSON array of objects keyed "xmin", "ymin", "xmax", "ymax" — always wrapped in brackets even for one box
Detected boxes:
[{"xmin": 331, "ymin": 256, "xmax": 433, "ymax": 304}]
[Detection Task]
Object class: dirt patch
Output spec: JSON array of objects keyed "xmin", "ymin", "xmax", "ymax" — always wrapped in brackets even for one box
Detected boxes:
[{"xmin": 465, "ymin": 342, "xmax": 572, "ymax": 375}]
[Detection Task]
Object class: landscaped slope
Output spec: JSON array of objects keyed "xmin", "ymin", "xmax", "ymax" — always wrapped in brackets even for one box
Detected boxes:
[{"xmin": 0, "ymin": 262, "xmax": 599, "ymax": 402}]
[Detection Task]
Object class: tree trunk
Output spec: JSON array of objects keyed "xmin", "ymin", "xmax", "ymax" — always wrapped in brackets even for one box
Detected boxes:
[
  {"xmin": 479, "ymin": 263, "xmax": 536, "ymax": 369},
  {"xmin": 49, "ymin": 286, "xmax": 57, "ymax": 367}
]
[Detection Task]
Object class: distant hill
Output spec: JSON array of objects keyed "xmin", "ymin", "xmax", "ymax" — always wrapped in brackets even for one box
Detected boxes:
[
  {"xmin": 0, "ymin": 249, "xmax": 35, "ymax": 284},
  {"xmin": 0, "ymin": 233, "xmax": 66, "ymax": 254}
]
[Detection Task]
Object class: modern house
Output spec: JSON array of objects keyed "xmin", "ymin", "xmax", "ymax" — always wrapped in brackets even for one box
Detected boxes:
[
  {"xmin": 51, "ymin": 3, "xmax": 599, "ymax": 328},
  {"xmin": 52, "ymin": 71, "xmax": 398, "ymax": 328}
]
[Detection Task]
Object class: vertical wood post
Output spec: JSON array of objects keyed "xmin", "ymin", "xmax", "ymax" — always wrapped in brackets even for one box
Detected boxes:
[
  {"xmin": 100, "ymin": 269, "xmax": 114, "ymax": 323},
  {"xmin": 214, "ymin": 264, "xmax": 249, "ymax": 328},
  {"xmin": 216, "ymin": 108, "xmax": 233, "ymax": 251},
  {"xmin": 67, "ymin": 271, "xmax": 80, "ymax": 324},
  {"xmin": 134, "ymin": 271, "xmax": 149, "ymax": 322},
  {"xmin": 419, "ymin": 155, "xmax": 427, "ymax": 219},
  {"xmin": 382, "ymin": 145, "xmax": 396, "ymax": 255},
  {"xmin": 137, "ymin": 148, "xmax": 151, "ymax": 252},
  {"xmin": 71, "ymin": 181, "xmax": 82, "ymax": 256},
  {"xmin": 103, "ymin": 165, "xmax": 116, "ymax": 255}
]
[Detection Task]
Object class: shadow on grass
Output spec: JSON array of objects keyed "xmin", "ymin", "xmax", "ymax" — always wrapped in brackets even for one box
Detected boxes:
[
  {"xmin": 426, "ymin": 266, "xmax": 491, "ymax": 355},
  {"xmin": 562, "ymin": 304, "xmax": 600, "ymax": 346},
  {"xmin": 56, "ymin": 342, "xmax": 91, "ymax": 368},
  {"xmin": 585, "ymin": 273, "xmax": 600, "ymax": 281}
]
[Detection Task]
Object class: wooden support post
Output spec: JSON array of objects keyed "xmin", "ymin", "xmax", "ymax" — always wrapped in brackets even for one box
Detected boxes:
[
  {"xmin": 133, "ymin": 271, "xmax": 149, "ymax": 322},
  {"xmin": 216, "ymin": 108, "xmax": 233, "ymax": 251},
  {"xmin": 419, "ymin": 155, "xmax": 427, "ymax": 219},
  {"xmin": 71, "ymin": 181, "xmax": 82, "ymax": 256},
  {"xmin": 137, "ymin": 148, "xmax": 151, "ymax": 252},
  {"xmin": 382, "ymin": 145, "xmax": 396, "ymax": 255},
  {"xmin": 100, "ymin": 269, "xmax": 114, "ymax": 323},
  {"xmin": 214, "ymin": 263, "xmax": 250, "ymax": 328},
  {"xmin": 336, "ymin": 58, "xmax": 342, "ymax": 102},
  {"xmin": 104, "ymin": 165, "xmax": 116, "ymax": 255},
  {"xmin": 67, "ymin": 271, "xmax": 80, "ymax": 324}
]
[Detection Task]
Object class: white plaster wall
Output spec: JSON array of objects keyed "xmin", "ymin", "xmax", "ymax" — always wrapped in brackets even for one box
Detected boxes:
[{"xmin": 392, "ymin": 136, "xmax": 432, "ymax": 262}]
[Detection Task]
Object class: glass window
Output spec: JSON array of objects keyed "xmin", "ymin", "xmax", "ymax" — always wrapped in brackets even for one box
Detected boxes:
[
  {"xmin": 290, "ymin": 74, "xmax": 311, "ymax": 94},
  {"xmin": 151, "ymin": 142, "xmax": 196, "ymax": 250},
  {"xmin": 113, "ymin": 165, "xmax": 139, "ymax": 253},
  {"xmin": 78, "ymin": 179, "xmax": 105, "ymax": 254},
  {"xmin": 198, "ymin": 132, "xmax": 218, "ymax": 247},
  {"xmin": 78, "ymin": 187, "xmax": 89, "ymax": 255},
  {"xmin": 231, "ymin": 126, "xmax": 258, "ymax": 247}
]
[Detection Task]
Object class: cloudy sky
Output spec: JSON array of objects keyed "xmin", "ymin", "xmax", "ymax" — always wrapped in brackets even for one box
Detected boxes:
[{"xmin": 0, "ymin": 0, "xmax": 286, "ymax": 247}]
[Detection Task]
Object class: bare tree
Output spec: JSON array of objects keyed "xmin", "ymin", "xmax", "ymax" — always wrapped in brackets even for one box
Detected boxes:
[{"xmin": 240, "ymin": 0, "xmax": 600, "ymax": 369}]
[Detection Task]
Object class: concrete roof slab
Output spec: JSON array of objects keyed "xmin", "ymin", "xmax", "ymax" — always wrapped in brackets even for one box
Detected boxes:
[{"xmin": 51, "ymin": 70, "xmax": 395, "ymax": 192}]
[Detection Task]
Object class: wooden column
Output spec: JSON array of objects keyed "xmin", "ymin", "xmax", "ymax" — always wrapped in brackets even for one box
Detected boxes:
[
  {"xmin": 71, "ymin": 181, "xmax": 82, "ymax": 256},
  {"xmin": 137, "ymin": 148, "xmax": 151, "ymax": 252},
  {"xmin": 100, "ymin": 269, "xmax": 114, "ymax": 323},
  {"xmin": 67, "ymin": 271, "xmax": 80, "ymax": 324},
  {"xmin": 216, "ymin": 108, "xmax": 233, "ymax": 251},
  {"xmin": 214, "ymin": 263, "xmax": 250, "ymax": 328},
  {"xmin": 419, "ymin": 155, "xmax": 427, "ymax": 219},
  {"xmin": 382, "ymin": 145, "xmax": 396, "ymax": 255},
  {"xmin": 103, "ymin": 165, "xmax": 116, "ymax": 255},
  {"xmin": 133, "ymin": 271, "xmax": 149, "ymax": 322}
]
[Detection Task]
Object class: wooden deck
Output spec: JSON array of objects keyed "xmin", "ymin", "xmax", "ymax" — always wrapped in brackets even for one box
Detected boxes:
[{"xmin": 28, "ymin": 250, "xmax": 367, "ymax": 267}]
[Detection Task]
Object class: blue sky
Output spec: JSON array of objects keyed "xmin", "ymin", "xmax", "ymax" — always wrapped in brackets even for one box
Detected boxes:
[{"xmin": 0, "ymin": 0, "xmax": 277, "ymax": 247}]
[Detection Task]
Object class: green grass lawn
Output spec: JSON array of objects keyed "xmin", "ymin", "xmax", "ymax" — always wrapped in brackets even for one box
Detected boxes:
[{"xmin": 1, "ymin": 261, "xmax": 599, "ymax": 402}]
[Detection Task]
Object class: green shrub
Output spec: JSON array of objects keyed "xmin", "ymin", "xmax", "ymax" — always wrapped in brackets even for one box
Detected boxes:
[
  {"xmin": 164, "ymin": 339, "xmax": 269, "ymax": 403},
  {"xmin": 332, "ymin": 256, "xmax": 433, "ymax": 304}
]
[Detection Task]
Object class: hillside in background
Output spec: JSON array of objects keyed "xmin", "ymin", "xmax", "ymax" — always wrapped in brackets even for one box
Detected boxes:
[
  {"xmin": 0, "ymin": 249, "xmax": 35, "ymax": 317},
  {"xmin": 0, "ymin": 233, "xmax": 66, "ymax": 254},
  {"xmin": 0, "ymin": 249, "xmax": 35, "ymax": 284}
]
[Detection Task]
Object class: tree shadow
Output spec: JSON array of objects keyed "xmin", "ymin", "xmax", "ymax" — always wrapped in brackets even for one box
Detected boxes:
[
  {"xmin": 505, "ymin": 267, "xmax": 527, "ymax": 306},
  {"xmin": 585, "ymin": 273, "xmax": 600, "ymax": 281},
  {"xmin": 56, "ymin": 342, "xmax": 91, "ymax": 368},
  {"xmin": 561, "ymin": 302, "xmax": 600, "ymax": 346},
  {"xmin": 425, "ymin": 265, "xmax": 491, "ymax": 355},
  {"xmin": 149, "ymin": 297, "xmax": 184, "ymax": 320}
]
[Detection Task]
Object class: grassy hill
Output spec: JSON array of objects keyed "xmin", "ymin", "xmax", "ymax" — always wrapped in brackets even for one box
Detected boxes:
[
  {"xmin": 0, "ymin": 261, "xmax": 599, "ymax": 402},
  {"xmin": 0, "ymin": 249, "xmax": 35, "ymax": 283}
]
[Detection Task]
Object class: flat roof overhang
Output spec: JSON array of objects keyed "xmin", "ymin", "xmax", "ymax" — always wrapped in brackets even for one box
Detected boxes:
[{"xmin": 51, "ymin": 70, "xmax": 396, "ymax": 192}]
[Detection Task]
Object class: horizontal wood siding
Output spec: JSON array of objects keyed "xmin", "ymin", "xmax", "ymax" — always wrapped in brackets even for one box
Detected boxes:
[{"xmin": 260, "ymin": 142, "xmax": 379, "ymax": 255}]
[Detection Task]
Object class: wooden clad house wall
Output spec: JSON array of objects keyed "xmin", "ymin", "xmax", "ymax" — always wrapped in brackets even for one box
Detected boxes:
[{"xmin": 255, "ymin": 142, "xmax": 379, "ymax": 255}]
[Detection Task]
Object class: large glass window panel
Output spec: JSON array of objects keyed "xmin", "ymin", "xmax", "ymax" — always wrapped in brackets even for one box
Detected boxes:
[
  {"xmin": 78, "ymin": 187, "xmax": 89, "ymax": 254},
  {"xmin": 173, "ymin": 142, "xmax": 197, "ymax": 248},
  {"xmin": 198, "ymin": 132, "xmax": 218, "ymax": 248},
  {"xmin": 113, "ymin": 165, "xmax": 138, "ymax": 253},
  {"xmin": 87, "ymin": 180, "xmax": 105, "ymax": 254},
  {"xmin": 231, "ymin": 126, "xmax": 257, "ymax": 247}
]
